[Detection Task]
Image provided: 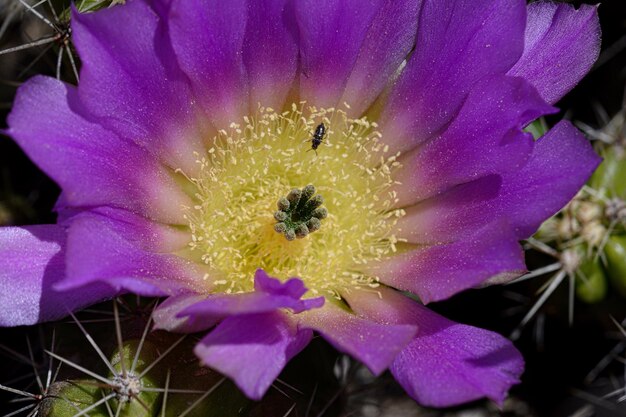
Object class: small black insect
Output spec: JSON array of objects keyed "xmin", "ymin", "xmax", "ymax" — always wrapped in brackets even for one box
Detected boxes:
[{"xmin": 306, "ymin": 123, "xmax": 326, "ymax": 155}]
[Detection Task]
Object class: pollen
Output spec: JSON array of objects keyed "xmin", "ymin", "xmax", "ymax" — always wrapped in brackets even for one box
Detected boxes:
[{"xmin": 177, "ymin": 103, "xmax": 404, "ymax": 298}]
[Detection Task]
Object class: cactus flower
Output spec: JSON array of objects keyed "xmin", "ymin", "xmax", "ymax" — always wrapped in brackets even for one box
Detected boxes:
[{"xmin": 0, "ymin": 0, "xmax": 600, "ymax": 407}]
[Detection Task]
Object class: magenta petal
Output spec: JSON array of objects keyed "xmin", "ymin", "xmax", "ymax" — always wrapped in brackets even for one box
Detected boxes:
[
  {"xmin": 497, "ymin": 120, "xmax": 601, "ymax": 239},
  {"xmin": 58, "ymin": 206, "xmax": 191, "ymax": 253},
  {"xmin": 153, "ymin": 293, "xmax": 217, "ymax": 333},
  {"xmin": 391, "ymin": 312, "xmax": 523, "ymax": 407},
  {"xmin": 195, "ymin": 312, "xmax": 312, "ymax": 400},
  {"xmin": 344, "ymin": 288, "xmax": 523, "ymax": 407},
  {"xmin": 254, "ymin": 269, "xmax": 310, "ymax": 301},
  {"xmin": 71, "ymin": 0, "xmax": 206, "ymax": 171},
  {"xmin": 392, "ymin": 75, "xmax": 556, "ymax": 206},
  {"xmin": 179, "ymin": 270, "xmax": 324, "ymax": 319},
  {"xmin": 396, "ymin": 122, "xmax": 600, "ymax": 243},
  {"xmin": 396, "ymin": 175, "xmax": 503, "ymax": 244},
  {"xmin": 254, "ymin": 272, "xmax": 325, "ymax": 313},
  {"xmin": 57, "ymin": 208, "xmax": 202, "ymax": 296},
  {"xmin": 167, "ymin": 0, "xmax": 248, "ymax": 128},
  {"xmin": 508, "ymin": 2, "xmax": 600, "ymax": 105},
  {"xmin": 299, "ymin": 302, "xmax": 417, "ymax": 375},
  {"xmin": 369, "ymin": 221, "xmax": 526, "ymax": 303},
  {"xmin": 295, "ymin": 0, "xmax": 385, "ymax": 108},
  {"xmin": 6, "ymin": 76, "xmax": 191, "ymax": 224},
  {"xmin": 340, "ymin": 0, "xmax": 420, "ymax": 116},
  {"xmin": 381, "ymin": 0, "xmax": 527, "ymax": 153},
  {"xmin": 243, "ymin": 0, "xmax": 298, "ymax": 111},
  {"xmin": 0, "ymin": 225, "xmax": 116, "ymax": 326},
  {"xmin": 179, "ymin": 291, "xmax": 320, "ymax": 318}
]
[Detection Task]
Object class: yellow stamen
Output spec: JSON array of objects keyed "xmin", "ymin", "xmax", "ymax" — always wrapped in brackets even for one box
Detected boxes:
[{"xmin": 177, "ymin": 103, "xmax": 404, "ymax": 298}]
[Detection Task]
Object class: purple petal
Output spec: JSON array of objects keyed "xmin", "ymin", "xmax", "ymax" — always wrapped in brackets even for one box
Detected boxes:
[
  {"xmin": 508, "ymin": 2, "xmax": 600, "ymax": 105},
  {"xmin": 396, "ymin": 122, "xmax": 600, "ymax": 244},
  {"xmin": 56, "ymin": 208, "xmax": 203, "ymax": 296},
  {"xmin": 0, "ymin": 225, "xmax": 116, "ymax": 326},
  {"xmin": 396, "ymin": 175, "xmax": 504, "ymax": 245},
  {"xmin": 58, "ymin": 206, "xmax": 191, "ymax": 253},
  {"xmin": 6, "ymin": 76, "xmax": 191, "ymax": 224},
  {"xmin": 167, "ymin": 0, "xmax": 248, "ymax": 128},
  {"xmin": 243, "ymin": 0, "xmax": 298, "ymax": 111},
  {"xmin": 195, "ymin": 312, "xmax": 312, "ymax": 400},
  {"xmin": 179, "ymin": 291, "xmax": 320, "ymax": 318},
  {"xmin": 71, "ymin": 0, "xmax": 206, "ymax": 171},
  {"xmin": 344, "ymin": 287, "xmax": 523, "ymax": 407},
  {"xmin": 298, "ymin": 302, "xmax": 417, "ymax": 375},
  {"xmin": 367, "ymin": 221, "xmax": 526, "ymax": 303},
  {"xmin": 497, "ymin": 120, "xmax": 601, "ymax": 239},
  {"xmin": 391, "ymin": 74, "xmax": 556, "ymax": 206},
  {"xmin": 295, "ymin": 0, "xmax": 386, "ymax": 108},
  {"xmin": 391, "ymin": 315, "xmax": 523, "ymax": 407},
  {"xmin": 179, "ymin": 271, "xmax": 324, "ymax": 319},
  {"xmin": 340, "ymin": 0, "xmax": 420, "ymax": 116},
  {"xmin": 153, "ymin": 293, "xmax": 217, "ymax": 333},
  {"xmin": 380, "ymin": 0, "xmax": 527, "ymax": 153},
  {"xmin": 254, "ymin": 269, "xmax": 306, "ymax": 299}
]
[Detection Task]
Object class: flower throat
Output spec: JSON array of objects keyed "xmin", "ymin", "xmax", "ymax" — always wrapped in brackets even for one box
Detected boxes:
[{"xmin": 178, "ymin": 103, "xmax": 405, "ymax": 298}]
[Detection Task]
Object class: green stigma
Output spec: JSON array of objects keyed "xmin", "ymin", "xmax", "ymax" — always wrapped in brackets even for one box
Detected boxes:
[{"xmin": 274, "ymin": 184, "xmax": 328, "ymax": 241}]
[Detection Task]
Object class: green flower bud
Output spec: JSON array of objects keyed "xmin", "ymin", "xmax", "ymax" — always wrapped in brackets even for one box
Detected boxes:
[
  {"xmin": 40, "ymin": 380, "xmax": 108, "ymax": 417},
  {"xmin": 107, "ymin": 339, "xmax": 164, "ymax": 417},
  {"xmin": 75, "ymin": 0, "xmax": 126, "ymax": 13},
  {"xmin": 603, "ymin": 235, "xmax": 626, "ymax": 298},
  {"xmin": 61, "ymin": 0, "xmax": 126, "ymax": 22},
  {"xmin": 576, "ymin": 259, "xmax": 607, "ymax": 303},
  {"xmin": 524, "ymin": 118, "xmax": 549, "ymax": 140},
  {"xmin": 589, "ymin": 146, "xmax": 626, "ymax": 198}
]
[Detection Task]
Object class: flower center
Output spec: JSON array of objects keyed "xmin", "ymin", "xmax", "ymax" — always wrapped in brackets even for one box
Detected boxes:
[
  {"xmin": 274, "ymin": 184, "xmax": 328, "ymax": 241},
  {"xmin": 177, "ymin": 104, "xmax": 404, "ymax": 298}
]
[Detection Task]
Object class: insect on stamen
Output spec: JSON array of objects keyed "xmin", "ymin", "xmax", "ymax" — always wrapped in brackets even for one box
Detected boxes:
[{"xmin": 305, "ymin": 123, "xmax": 326, "ymax": 155}]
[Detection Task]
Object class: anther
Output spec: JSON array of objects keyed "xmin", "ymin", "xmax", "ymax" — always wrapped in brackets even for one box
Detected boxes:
[{"xmin": 274, "ymin": 184, "xmax": 327, "ymax": 240}]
